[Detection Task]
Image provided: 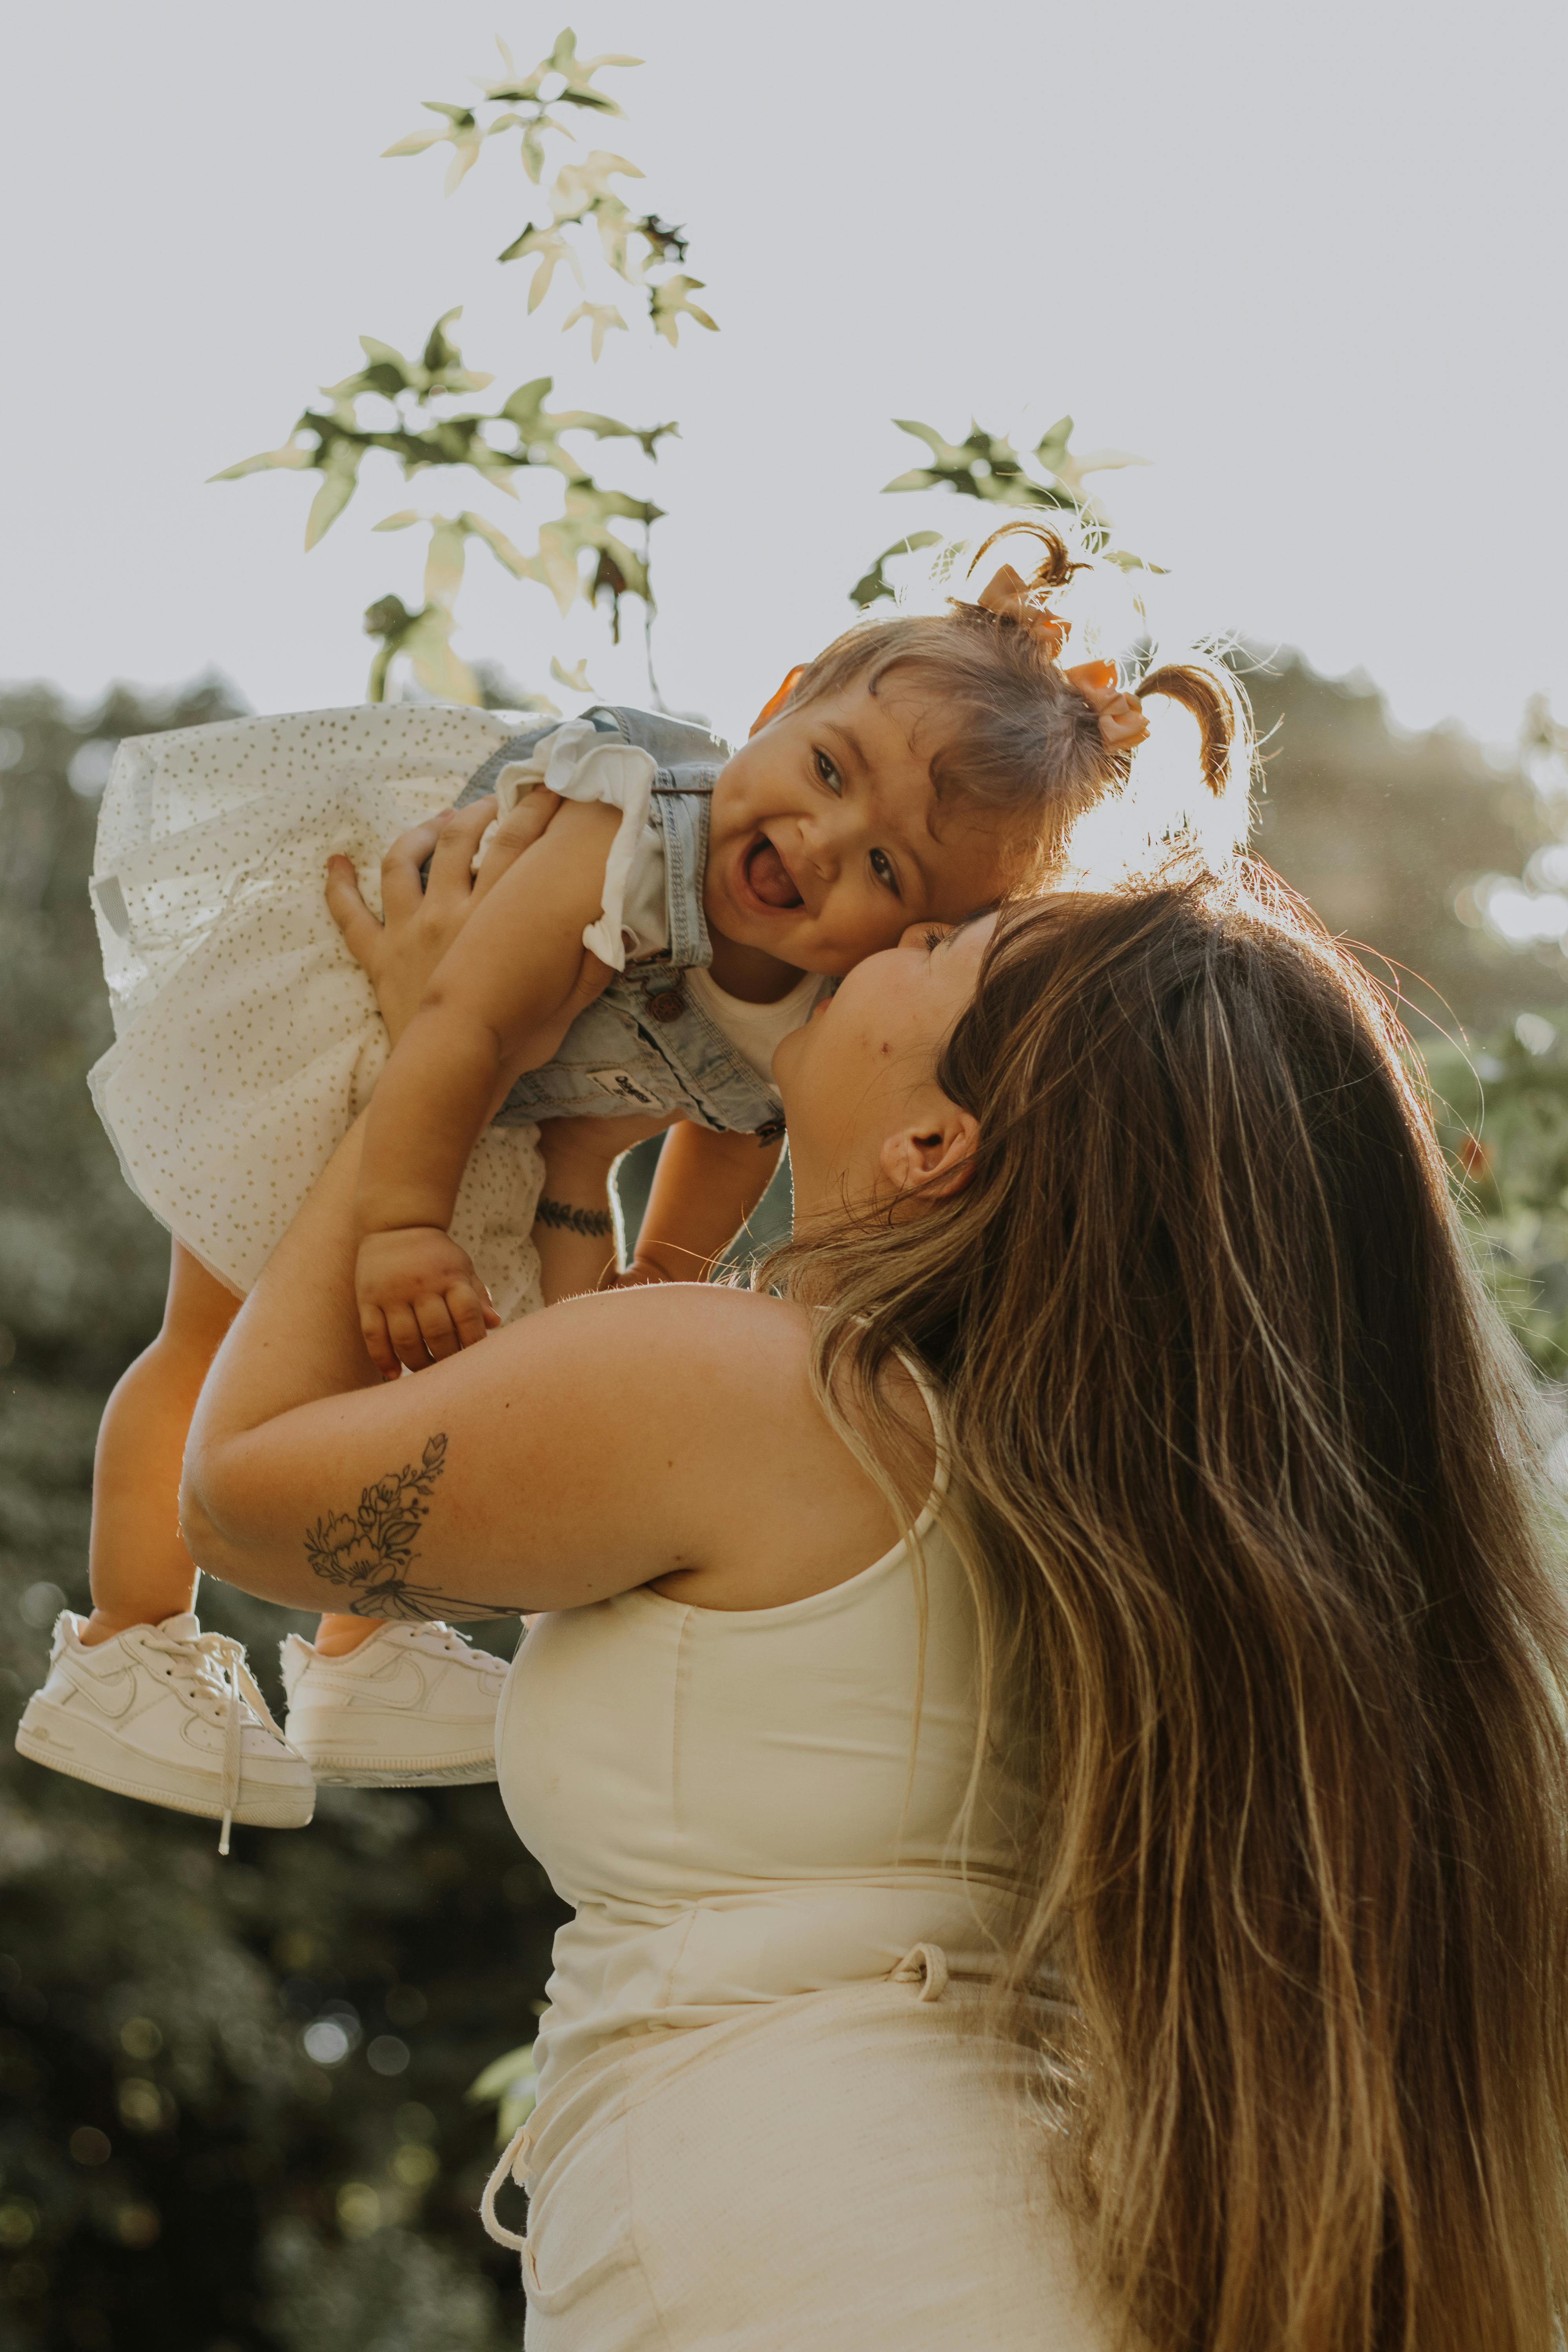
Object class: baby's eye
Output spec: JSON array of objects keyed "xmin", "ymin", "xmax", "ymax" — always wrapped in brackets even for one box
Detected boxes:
[
  {"xmin": 869, "ymin": 848, "xmax": 900, "ymax": 896},
  {"xmin": 814, "ymin": 749, "xmax": 842, "ymax": 795}
]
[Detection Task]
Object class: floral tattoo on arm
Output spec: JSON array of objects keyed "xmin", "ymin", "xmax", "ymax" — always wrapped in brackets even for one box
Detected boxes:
[{"xmin": 303, "ymin": 1434, "xmax": 490, "ymax": 1621}]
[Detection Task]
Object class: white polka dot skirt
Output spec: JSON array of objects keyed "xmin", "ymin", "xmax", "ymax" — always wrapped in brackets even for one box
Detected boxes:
[{"xmin": 88, "ymin": 703, "xmax": 546, "ymax": 1321}]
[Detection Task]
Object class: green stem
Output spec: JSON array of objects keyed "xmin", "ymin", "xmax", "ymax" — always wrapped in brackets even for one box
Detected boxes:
[{"xmin": 642, "ymin": 520, "xmax": 667, "ymax": 713}]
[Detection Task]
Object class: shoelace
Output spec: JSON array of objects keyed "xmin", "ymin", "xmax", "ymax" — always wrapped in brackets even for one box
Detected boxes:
[{"xmin": 147, "ymin": 1625, "xmax": 286, "ymax": 1857}]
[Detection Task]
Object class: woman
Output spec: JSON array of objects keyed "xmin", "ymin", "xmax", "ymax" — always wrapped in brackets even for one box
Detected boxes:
[{"xmin": 181, "ymin": 803, "xmax": 1568, "ymax": 2350}]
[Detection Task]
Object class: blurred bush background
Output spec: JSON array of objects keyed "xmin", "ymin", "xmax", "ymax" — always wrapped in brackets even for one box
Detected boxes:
[{"xmin": 1, "ymin": 659, "xmax": 1565, "ymax": 2350}]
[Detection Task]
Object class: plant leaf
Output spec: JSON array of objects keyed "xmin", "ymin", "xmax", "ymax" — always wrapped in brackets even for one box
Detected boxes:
[
  {"xmin": 467, "ymin": 2044, "xmax": 536, "ymax": 2103},
  {"xmin": 209, "ymin": 437, "xmax": 315, "ymax": 482},
  {"xmin": 423, "ymin": 517, "xmax": 469, "ymax": 610},
  {"xmin": 1103, "ymin": 547, "xmax": 1169, "ymax": 575},
  {"xmin": 648, "ymin": 274, "xmax": 717, "ymax": 346},
  {"xmin": 847, "ymin": 531, "xmax": 942, "ymax": 609},
  {"xmin": 459, "ymin": 510, "xmax": 533, "ymax": 579},
  {"xmin": 497, "ymin": 222, "xmax": 585, "ymax": 310},
  {"xmin": 550, "ymin": 149, "xmax": 643, "ymax": 224},
  {"xmin": 561, "ymin": 300, "xmax": 628, "ymax": 361},
  {"xmin": 403, "ymin": 604, "xmax": 479, "ymax": 704},
  {"xmin": 303, "ymin": 441, "xmax": 362, "ymax": 549}
]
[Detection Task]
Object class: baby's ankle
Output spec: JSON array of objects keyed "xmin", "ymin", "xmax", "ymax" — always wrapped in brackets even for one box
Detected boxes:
[
  {"xmin": 78, "ymin": 1604, "xmax": 186, "ymax": 1648},
  {"xmin": 312, "ymin": 1615, "xmax": 382, "ymax": 1658}
]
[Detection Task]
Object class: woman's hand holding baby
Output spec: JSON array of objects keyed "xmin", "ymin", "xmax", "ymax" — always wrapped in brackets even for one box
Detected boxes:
[
  {"xmin": 325, "ymin": 783, "xmax": 592, "ymax": 1045},
  {"xmin": 354, "ymin": 1224, "xmax": 501, "ymax": 1379}
]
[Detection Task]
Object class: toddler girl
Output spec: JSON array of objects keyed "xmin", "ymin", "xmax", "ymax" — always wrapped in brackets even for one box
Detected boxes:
[{"xmin": 16, "ymin": 526, "xmax": 1248, "ymax": 1845}]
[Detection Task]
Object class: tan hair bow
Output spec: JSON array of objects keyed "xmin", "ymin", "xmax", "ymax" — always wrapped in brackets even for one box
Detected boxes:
[
  {"xmin": 976, "ymin": 563, "xmax": 1070, "ymax": 659},
  {"xmin": 976, "ymin": 564, "xmax": 1149, "ymax": 754},
  {"xmin": 1063, "ymin": 658, "xmax": 1150, "ymax": 753}
]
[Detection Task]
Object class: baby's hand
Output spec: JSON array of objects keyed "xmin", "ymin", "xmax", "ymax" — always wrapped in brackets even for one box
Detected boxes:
[{"xmin": 355, "ymin": 1226, "xmax": 502, "ymax": 1379}]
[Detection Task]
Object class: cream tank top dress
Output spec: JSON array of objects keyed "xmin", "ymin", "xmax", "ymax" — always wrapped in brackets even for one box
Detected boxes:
[{"xmin": 487, "ymin": 1441, "xmax": 1109, "ymax": 2350}]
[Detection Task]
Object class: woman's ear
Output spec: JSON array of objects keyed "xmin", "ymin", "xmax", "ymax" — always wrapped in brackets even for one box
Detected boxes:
[
  {"xmin": 877, "ymin": 1101, "xmax": 980, "ymax": 1211},
  {"xmin": 749, "ymin": 666, "xmax": 807, "ymax": 737}
]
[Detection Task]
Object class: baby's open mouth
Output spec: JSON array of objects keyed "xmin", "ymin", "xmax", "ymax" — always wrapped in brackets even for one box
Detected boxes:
[{"xmin": 745, "ymin": 835, "xmax": 803, "ymax": 910}]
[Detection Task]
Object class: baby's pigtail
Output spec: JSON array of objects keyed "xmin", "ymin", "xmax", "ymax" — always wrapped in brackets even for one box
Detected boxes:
[{"xmin": 1135, "ymin": 653, "xmax": 1254, "ymax": 806}]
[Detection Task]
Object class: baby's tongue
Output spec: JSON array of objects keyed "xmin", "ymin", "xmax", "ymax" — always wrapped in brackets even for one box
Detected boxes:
[{"xmin": 748, "ymin": 838, "xmax": 800, "ymax": 907}]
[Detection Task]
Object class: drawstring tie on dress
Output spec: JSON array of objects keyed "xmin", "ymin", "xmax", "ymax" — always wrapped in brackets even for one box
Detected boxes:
[
  {"xmin": 481, "ymin": 2121, "xmax": 533, "ymax": 2252},
  {"xmin": 891, "ymin": 1942, "xmax": 950, "ymax": 2001}
]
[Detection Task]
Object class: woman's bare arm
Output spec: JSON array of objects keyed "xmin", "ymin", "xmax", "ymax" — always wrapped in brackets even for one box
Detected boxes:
[
  {"xmin": 184, "ymin": 811, "xmax": 917, "ymax": 1621},
  {"xmin": 180, "ymin": 1120, "xmax": 897, "ymax": 1622}
]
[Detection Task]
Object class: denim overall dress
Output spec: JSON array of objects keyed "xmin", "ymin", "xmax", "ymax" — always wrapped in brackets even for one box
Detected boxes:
[{"xmin": 457, "ymin": 708, "xmax": 788, "ymax": 1147}]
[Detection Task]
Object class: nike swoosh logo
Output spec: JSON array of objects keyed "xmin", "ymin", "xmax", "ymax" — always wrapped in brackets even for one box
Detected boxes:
[
  {"xmin": 62, "ymin": 1661, "xmax": 138, "ymax": 1720},
  {"xmin": 307, "ymin": 1657, "xmax": 428, "ymax": 1710}
]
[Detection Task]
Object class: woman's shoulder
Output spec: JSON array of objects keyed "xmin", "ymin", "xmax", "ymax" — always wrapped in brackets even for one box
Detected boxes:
[
  {"xmin": 564, "ymin": 1277, "xmax": 813, "ymax": 1379},
  {"xmin": 580, "ymin": 1282, "xmax": 937, "ymax": 1524},
  {"xmin": 590, "ymin": 1285, "xmax": 935, "ymax": 1446},
  {"xmin": 520, "ymin": 1281, "xmax": 829, "ymax": 1479},
  {"xmin": 546, "ymin": 1283, "xmax": 930, "ymax": 1612}
]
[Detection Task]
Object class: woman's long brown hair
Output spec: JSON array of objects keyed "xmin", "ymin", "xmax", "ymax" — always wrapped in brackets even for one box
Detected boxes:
[{"xmin": 777, "ymin": 869, "xmax": 1568, "ymax": 2350}]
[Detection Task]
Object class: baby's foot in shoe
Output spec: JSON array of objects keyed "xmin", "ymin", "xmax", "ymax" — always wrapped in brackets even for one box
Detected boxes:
[
  {"xmin": 16, "ymin": 1612, "xmax": 315, "ymax": 1849},
  {"xmin": 281, "ymin": 1622, "xmax": 508, "ymax": 1788}
]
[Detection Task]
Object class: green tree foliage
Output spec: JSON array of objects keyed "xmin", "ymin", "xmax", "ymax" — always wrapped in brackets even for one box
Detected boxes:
[
  {"xmin": 1248, "ymin": 656, "xmax": 1558, "ymax": 1036},
  {"xmin": 213, "ymin": 31, "xmax": 714, "ymax": 706},
  {"xmin": 849, "ymin": 413, "xmax": 1160, "ymax": 610},
  {"xmin": 0, "ymin": 685, "xmax": 567, "ymax": 2348},
  {"xmin": 1249, "ymin": 658, "xmax": 1568, "ymax": 1374},
  {"xmin": 1426, "ymin": 1027, "xmax": 1568, "ymax": 1373}
]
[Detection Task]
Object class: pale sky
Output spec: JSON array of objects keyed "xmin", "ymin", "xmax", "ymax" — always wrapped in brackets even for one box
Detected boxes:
[{"xmin": 3, "ymin": 0, "xmax": 1563, "ymax": 755}]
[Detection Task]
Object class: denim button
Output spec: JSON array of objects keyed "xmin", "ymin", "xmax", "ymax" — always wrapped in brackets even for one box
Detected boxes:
[{"xmin": 645, "ymin": 988, "xmax": 686, "ymax": 1024}]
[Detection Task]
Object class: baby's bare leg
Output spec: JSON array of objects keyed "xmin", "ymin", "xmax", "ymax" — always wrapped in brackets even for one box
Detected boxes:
[
  {"xmin": 83, "ymin": 1240, "xmax": 241, "ymax": 1644},
  {"xmin": 534, "ymin": 1113, "xmax": 675, "ymax": 1304},
  {"xmin": 85, "ymin": 1240, "xmax": 381, "ymax": 1658},
  {"xmin": 534, "ymin": 1124, "xmax": 623, "ymax": 1303},
  {"xmin": 312, "ymin": 1610, "xmax": 380, "ymax": 1653}
]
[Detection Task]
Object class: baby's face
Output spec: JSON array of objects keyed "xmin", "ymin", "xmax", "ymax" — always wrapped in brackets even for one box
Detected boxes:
[{"xmin": 704, "ymin": 679, "xmax": 1012, "ymax": 976}]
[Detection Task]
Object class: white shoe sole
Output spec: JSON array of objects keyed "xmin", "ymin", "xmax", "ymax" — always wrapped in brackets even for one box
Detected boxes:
[
  {"xmin": 16, "ymin": 1698, "xmax": 316, "ymax": 1829},
  {"xmin": 292, "ymin": 1743, "xmax": 498, "ymax": 1789}
]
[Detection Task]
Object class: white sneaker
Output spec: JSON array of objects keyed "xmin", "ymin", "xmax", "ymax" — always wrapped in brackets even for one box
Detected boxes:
[
  {"xmin": 279, "ymin": 1622, "xmax": 509, "ymax": 1788},
  {"xmin": 16, "ymin": 1612, "xmax": 315, "ymax": 1851}
]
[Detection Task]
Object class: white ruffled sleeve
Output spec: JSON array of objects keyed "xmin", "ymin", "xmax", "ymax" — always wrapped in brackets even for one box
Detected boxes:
[{"xmin": 473, "ymin": 719, "xmax": 659, "ymax": 971}]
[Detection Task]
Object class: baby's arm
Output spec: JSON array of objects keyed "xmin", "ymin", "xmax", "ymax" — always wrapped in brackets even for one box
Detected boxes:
[
  {"xmin": 620, "ymin": 1121, "xmax": 785, "ymax": 1287},
  {"xmin": 354, "ymin": 799, "xmax": 621, "ymax": 1376}
]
